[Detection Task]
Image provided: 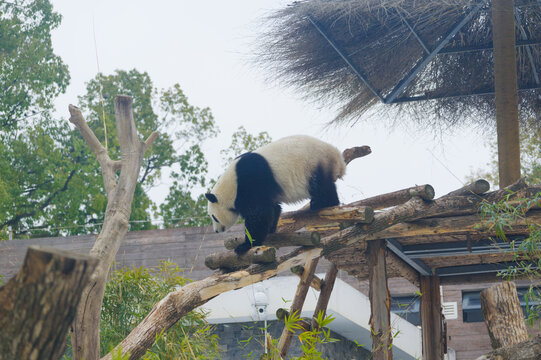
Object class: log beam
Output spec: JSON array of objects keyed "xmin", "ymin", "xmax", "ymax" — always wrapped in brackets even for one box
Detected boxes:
[
  {"xmin": 311, "ymin": 264, "xmax": 338, "ymax": 330},
  {"xmin": 204, "ymin": 246, "xmax": 276, "ymax": 270},
  {"xmin": 278, "ymin": 258, "xmax": 319, "ymax": 358},
  {"xmin": 0, "ymin": 246, "xmax": 98, "ymax": 359},
  {"xmin": 370, "ymin": 210, "xmax": 541, "ymax": 243},
  {"xmin": 277, "ymin": 205, "xmax": 373, "ymax": 233},
  {"xmin": 445, "ymin": 179, "xmax": 490, "ymax": 197},
  {"xmin": 224, "ymin": 231, "xmax": 320, "ymax": 250},
  {"xmin": 290, "ymin": 265, "xmax": 323, "ymax": 291},
  {"xmin": 350, "ymin": 184, "xmax": 435, "ymax": 210},
  {"xmin": 367, "ymin": 239, "xmax": 392, "ymax": 360},
  {"xmin": 480, "ymin": 282, "xmax": 528, "ymax": 349},
  {"xmin": 420, "ymin": 275, "xmax": 444, "ymax": 360}
]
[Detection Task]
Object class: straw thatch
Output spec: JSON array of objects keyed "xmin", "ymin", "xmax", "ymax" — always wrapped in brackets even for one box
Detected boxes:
[{"xmin": 258, "ymin": 0, "xmax": 541, "ymax": 130}]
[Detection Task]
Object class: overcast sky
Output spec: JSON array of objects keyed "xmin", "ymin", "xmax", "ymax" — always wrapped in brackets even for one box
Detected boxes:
[{"xmin": 50, "ymin": 0, "xmax": 494, "ymax": 207}]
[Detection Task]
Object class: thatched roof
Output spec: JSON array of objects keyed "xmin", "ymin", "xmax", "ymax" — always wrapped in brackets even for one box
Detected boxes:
[{"xmin": 259, "ymin": 0, "xmax": 541, "ymax": 130}]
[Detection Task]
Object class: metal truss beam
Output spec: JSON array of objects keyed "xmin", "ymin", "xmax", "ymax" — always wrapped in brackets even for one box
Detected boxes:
[
  {"xmin": 307, "ymin": 15, "xmax": 385, "ymax": 102},
  {"xmin": 385, "ymin": 239, "xmax": 431, "ymax": 276},
  {"xmin": 398, "ymin": 11, "xmax": 429, "ymax": 54},
  {"xmin": 392, "ymin": 84, "xmax": 541, "ymax": 103},
  {"xmin": 439, "ymin": 38, "xmax": 541, "ymax": 54},
  {"xmin": 384, "ymin": 3, "xmax": 483, "ymax": 104},
  {"xmin": 436, "ymin": 261, "xmax": 538, "ymax": 277}
]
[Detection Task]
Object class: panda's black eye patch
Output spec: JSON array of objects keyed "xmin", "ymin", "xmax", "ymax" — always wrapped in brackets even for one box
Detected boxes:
[{"xmin": 212, "ymin": 215, "xmax": 220, "ymax": 224}]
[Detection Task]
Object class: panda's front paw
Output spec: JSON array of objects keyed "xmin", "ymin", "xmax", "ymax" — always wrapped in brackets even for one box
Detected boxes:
[{"xmin": 234, "ymin": 242, "xmax": 251, "ymax": 255}]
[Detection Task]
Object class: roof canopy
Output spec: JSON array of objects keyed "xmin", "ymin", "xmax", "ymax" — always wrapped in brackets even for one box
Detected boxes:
[{"xmin": 259, "ymin": 0, "xmax": 541, "ymax": 128}]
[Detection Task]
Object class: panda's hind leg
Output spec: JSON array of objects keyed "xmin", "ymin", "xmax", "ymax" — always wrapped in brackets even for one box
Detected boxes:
[
  {"xmin": 270, "ymin": 204, "xmax": 282, "ymax": 233},
  {"xmin": 309, "ymin": 165, "xmax": 339, "ymax": 211}
]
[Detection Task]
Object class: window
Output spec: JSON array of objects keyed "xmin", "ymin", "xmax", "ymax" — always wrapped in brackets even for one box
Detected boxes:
[{"xmin": 391, "ymin": 295, "xmax": 421, "ymax": 326}]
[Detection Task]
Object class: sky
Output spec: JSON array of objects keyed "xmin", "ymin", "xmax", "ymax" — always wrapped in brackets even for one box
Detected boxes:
[{"xmin": 50, "ymin": 0, "xmax": 495, "ymax": 207}]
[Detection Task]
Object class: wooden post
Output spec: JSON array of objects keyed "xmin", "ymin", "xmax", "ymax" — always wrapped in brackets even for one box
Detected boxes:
[
  {"xmin": 367, "ymin": 239, "xmax": 392, "ymax": 360},
  {"xmin": 492, "ymin": 0, "xmax": 521, "ymax": 186},
  {"xmin": 420, "ymin": 275, "xmax": 444, "ymax": 360},
  {"xmin": 311, "ymin": 263, "xmax": 338, "ymax": 330},
  {"xmin": 480, "ymin": 282, "xmax": 528, "ymax": 349},
  {"xmin": 277, "ymin": 257, "xmax": 319, "ymax": 358}
]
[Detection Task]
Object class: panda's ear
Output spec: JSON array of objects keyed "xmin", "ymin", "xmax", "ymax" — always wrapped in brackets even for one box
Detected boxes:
[{"xmin": 205, "ymin": 193, "xmax": 218, "ymax": 203}]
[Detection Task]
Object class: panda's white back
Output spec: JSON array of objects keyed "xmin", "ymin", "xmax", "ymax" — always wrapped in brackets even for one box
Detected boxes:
[{"xmin": 254, "ymin": 135, "xmax": 345, "ymax": 204}]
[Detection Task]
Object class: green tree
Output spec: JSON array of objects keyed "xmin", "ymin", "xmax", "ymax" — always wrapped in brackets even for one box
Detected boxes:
[
  {"xmin": 62, "ymin": 261, "xmax": 221, "ymax": 359},
  {"xmin": 220, "ymin": 126, "xmax": 272, "ymax": 166},
  {"xmin": 0, "ymin": 0, "xmax": 69, "ymax": 129},
  {"xmin": 468, "ymin": 125, "xmax": 540, "ymax": 187},
  {"xmin": 0, "ymin": 69, "xmax": 220, "ymax": 238},
  {"xmin": 158, "ymin": 126, "xmax": 272, "ymax": 228}
]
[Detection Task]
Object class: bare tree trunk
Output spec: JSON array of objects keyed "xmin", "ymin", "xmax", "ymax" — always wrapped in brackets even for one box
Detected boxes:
[
  {"xmin": 480, "ymin": 282, "xmax": 528, "ymax": 349},
  {"xmin": 0, "ymin": 246, "xmax": 97, "ymax": 360},
  {"xmin": 68, "ymin": 97, "xmax": 157, "ymax": 360},
  {"xmin": 492, "ymin": 0, "xmax": 521, "ymax": 187}
]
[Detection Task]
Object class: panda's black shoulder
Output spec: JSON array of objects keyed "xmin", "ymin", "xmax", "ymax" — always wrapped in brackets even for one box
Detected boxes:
[{"xmin": 234, "ymin": 152, "xmax": 282, "ymax": 208}]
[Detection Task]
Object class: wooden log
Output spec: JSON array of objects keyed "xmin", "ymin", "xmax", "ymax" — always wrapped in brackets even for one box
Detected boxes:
[
  {"xmin": 276, "ymin": 308, "xmax": 311, "ymax": 331},
  {"xmin": 420, "ymin": 275, "xmax": 444, "ymax": 360},
  {"xmin": 480, "ymin": 282, "xmax": 528, "ymax": 349},
  {"xmin": 224, "ymin": 231, "xmax": 321, "ymax": 250},
  {"xmin": 290, "ymin": 265, "xmax": 323, "ymax": 291},
  {"xmin": 475, "ymin": 334, "xmax": 541, "ymax": 360},
  {"xmin": 445, "ymin": 179, "xmax": 490, "ymax": 197},
  {"xmin": 311, "ymin": 264, "xmax": 338, "ymax": 330},
  {"xmin": 368, "ymin": 210, "xmax": 541, "ymax": 242},
  {"xmin": 349, "ymin": 184, "xmax": 435, "ymax": 210},
  {"xmin": 367, "ymin": 239, "xmax": 392, "ymax": 360},
  {"xmin": 205, "ymin": 246, "xmax": 276, "ymax": 270},
  {"xmin": 104, "ymin": 182, "xmax": 537, "ymax": 359},
  {"xmin": 277, "ymin": 205, "xmax": 373, "ymax": 233},
  {"xmin": 0, "ymin": 246, "xmax": 98, "ymax": 360},
  {"xmin": 278, "ymin": 258, "xmax": 319, "ymax": 358},
  {"xmin": 342, "ymin": 145, "xmax": 371, "ymax": 164}
]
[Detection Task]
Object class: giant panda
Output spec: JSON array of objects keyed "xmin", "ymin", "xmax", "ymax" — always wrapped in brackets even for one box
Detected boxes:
[{"xmin": 205, "ymin": 135, "xmax": 346, "ymax": 254}]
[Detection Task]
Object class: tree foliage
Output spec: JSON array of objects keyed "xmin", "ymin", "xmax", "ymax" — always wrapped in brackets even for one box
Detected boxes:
[
  {"xmin": 0, "ymin": 0, "xmax": 69, "ymax": 130},
  {"xmin": 62, "ymin": 261, "xmax": 221, "ymax": 359},
  {"xmin": 469, "ymin": 124, "xmax": 540, "ymax": 187}
]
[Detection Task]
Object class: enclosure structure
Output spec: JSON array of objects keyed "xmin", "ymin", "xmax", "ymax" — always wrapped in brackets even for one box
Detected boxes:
[{"xmin": 199, "ymin": 177, "xmax": 540, "ymax": 360}]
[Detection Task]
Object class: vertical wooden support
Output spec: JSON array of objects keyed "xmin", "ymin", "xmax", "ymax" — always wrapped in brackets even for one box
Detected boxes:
[
  {"xmin": 277, "ymin": 257, "xmax": 319, "ymax": 358},
  {"xmin": 420, "ymin": 275, "xmax": 444, "ymax": 360},
  {"xmin": 311, "ymin": 263, "xmax": 339, "ymax": 330},
  {"xmin": 492, "ymin": 0, "xmax": 521, "ymax": 186},
  {"xmin": 367, "ymin": 239, "xmax": 392, "ymax": 360}
]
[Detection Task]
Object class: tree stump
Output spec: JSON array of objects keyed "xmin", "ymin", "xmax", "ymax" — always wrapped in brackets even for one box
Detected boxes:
[
  {"xmin": 480, "ymin": 282, "xmax": 528, "ymax": 349},
  {"xmin": 0, "ymin": 246, "xmax": 98, "ymax": 360}
]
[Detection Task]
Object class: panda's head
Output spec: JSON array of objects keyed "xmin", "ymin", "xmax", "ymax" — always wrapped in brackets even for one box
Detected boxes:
[{"xmin": 205, "ymin": 192, "xmax": 239, "ymax": 233}]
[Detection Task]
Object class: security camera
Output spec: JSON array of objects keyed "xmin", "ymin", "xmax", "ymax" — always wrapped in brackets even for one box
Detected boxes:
[{"xmin": 257, "ymin": 305, "xmax": 266, "ymax": 314}]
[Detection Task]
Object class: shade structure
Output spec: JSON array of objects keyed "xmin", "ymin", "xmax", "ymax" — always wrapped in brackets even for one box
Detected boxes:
[{"xmin": 259, "ymin": 0, "xmax": 541, "ymax": 129}]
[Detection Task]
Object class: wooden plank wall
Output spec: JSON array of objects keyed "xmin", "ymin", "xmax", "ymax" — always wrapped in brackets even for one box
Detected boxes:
[{"xmin": 0, "ymin": 225, "xmax": 360, "ymax": 288}]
